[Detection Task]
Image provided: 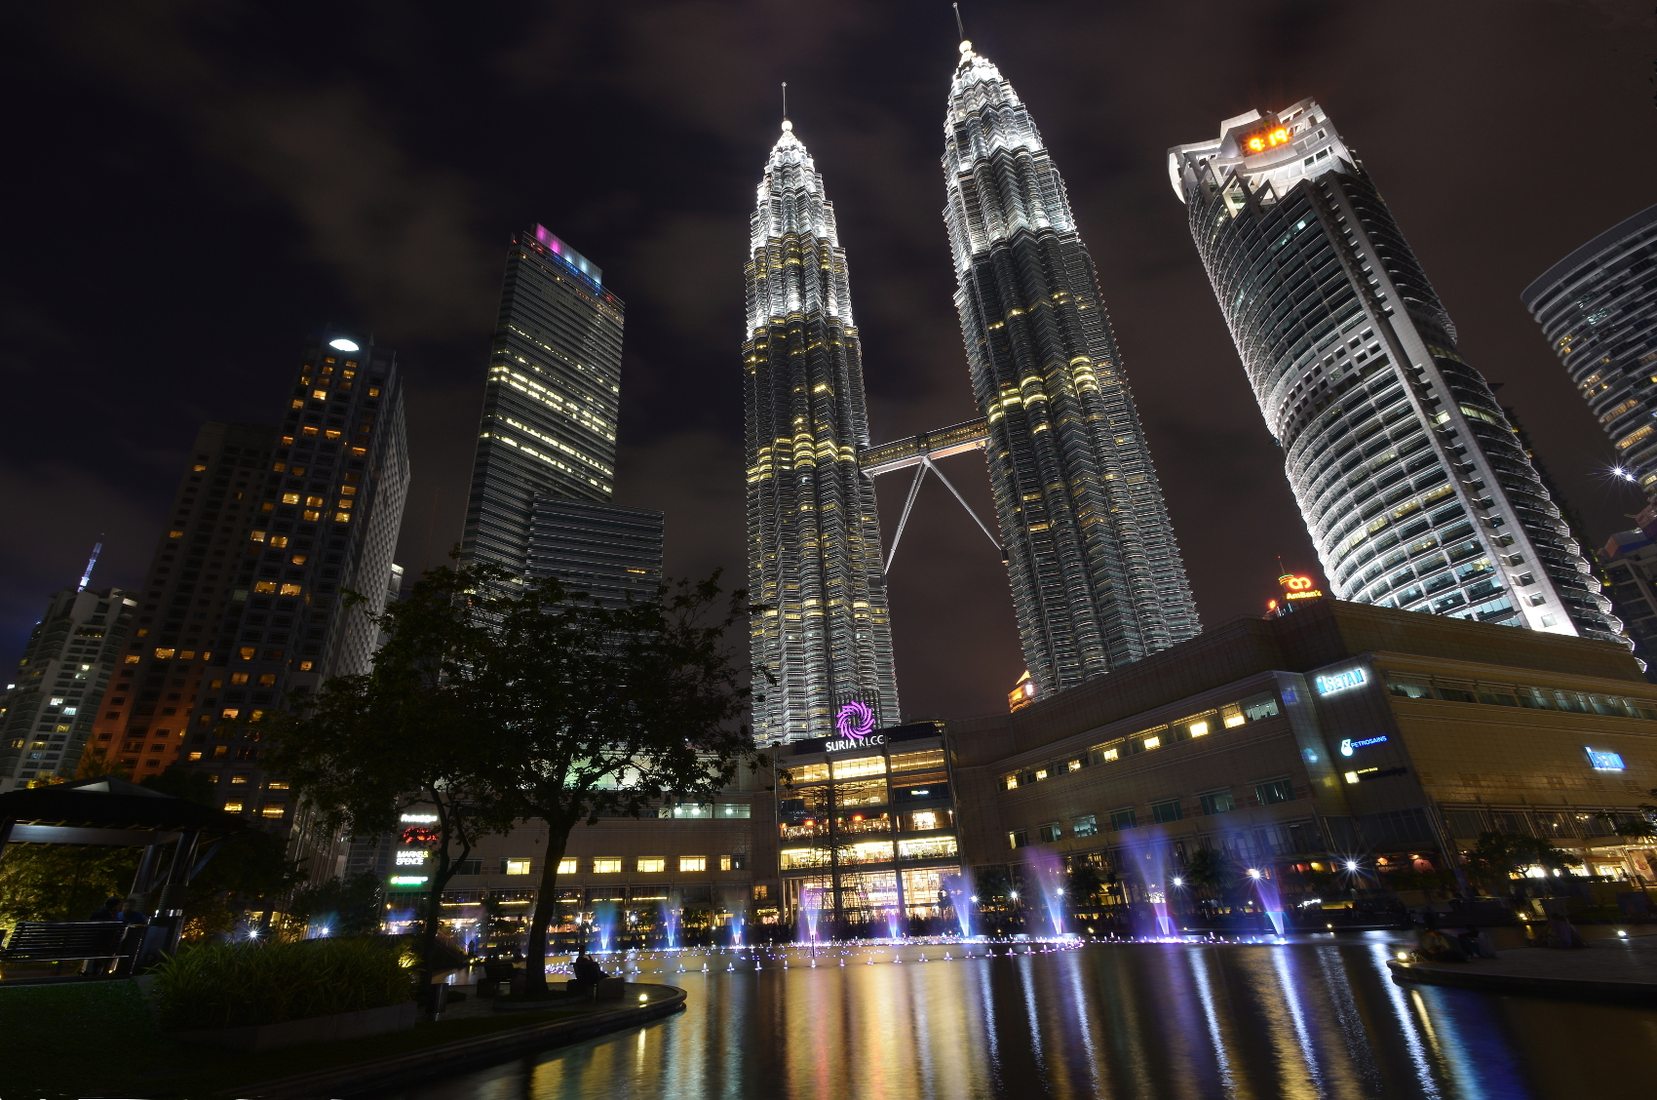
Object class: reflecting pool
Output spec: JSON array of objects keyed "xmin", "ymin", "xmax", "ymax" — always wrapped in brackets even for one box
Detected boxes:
[{"xmin": 381, "ymin": 936, "xmax": 1657, "ymax": 1099}]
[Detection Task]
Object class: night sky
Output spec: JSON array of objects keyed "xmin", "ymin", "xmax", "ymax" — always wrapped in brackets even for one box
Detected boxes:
[{"xmin": 5, "ymin": 1, "xmax": 1654, "ymax": 721}]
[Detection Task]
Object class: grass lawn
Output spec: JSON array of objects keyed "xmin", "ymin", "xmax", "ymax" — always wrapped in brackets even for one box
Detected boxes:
[{"xmin": 0, "ymin": 980, "xmax": 595, "ymax": 1099}]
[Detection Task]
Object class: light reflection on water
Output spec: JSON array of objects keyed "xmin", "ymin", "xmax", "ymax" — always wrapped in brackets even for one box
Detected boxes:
[{"xmin": 381, "ymin": 937, "xmax": 1657, "ymax": 1100}]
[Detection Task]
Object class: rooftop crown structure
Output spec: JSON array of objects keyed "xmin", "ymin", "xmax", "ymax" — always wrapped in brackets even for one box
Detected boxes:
[
  {"xmin": 744, "ymin": 114, "xmax": 899, "ymax": 744},
  {"xmin": 941, "ymin": 39, "xmax": 1201, "ymax": 693}
]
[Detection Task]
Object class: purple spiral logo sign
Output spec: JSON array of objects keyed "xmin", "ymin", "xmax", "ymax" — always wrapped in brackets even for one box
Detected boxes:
[{"xmin": 835, "ymin": 701, "xmax": 875, "ymax": 741}]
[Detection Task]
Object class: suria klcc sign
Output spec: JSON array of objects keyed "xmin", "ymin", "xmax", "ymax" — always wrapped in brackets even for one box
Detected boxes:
[{"xmin": 825, "ymin": 700, "xmax": 885, "ymax": 753}]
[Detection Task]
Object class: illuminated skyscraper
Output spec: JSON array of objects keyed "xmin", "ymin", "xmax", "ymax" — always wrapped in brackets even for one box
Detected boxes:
[
  {"xmin": 942, "ymin": 40, "xmax": 1200, "ymax": 694},
  {"xmin": 1170, "ymin": 100, "xmax": 1624, "ymax": 646},
  {"xmin": 461, "ymin": 227, "xmax": 625, "ymax": 577},
  {"xmin": 744, "ymin": 116, "xmax": 899, "ymax": 743},
  {"xmin": 1524, "ymin": 205, "xmax": 1657, "ymax": 504},
  {"xmin": 0, "ymin": 583, "xmax": 135, "ymax": 791}
]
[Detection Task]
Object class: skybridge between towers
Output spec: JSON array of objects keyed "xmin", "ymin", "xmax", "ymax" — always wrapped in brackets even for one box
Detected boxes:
[{"xmin": 858, "ymin": 415, "xmax": 1002, "ymax": 572}]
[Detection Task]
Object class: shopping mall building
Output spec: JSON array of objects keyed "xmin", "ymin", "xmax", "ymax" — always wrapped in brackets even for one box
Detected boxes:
[{"xmin": 374, "ymin": 600, "xmax": 1657, "ymax": 941}]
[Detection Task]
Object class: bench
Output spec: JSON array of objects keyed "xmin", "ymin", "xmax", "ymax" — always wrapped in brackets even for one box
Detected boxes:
[{"xmin": 1, "ymin": 921, "xmax": 138, "ymax": 974}]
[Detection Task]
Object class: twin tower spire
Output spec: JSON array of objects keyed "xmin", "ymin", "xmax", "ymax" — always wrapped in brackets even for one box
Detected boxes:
[{"xmin": 744, "ymin": 37, "xmax": 1200, "ymax": 744}]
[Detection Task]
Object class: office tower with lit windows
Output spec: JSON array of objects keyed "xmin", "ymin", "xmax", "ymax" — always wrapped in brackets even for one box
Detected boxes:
[
  {"xmin": 744, "ymin": 116, "xmax": 900, "ymax": 743},
  {"xmin": 942, "ymin": 40, "xmax": 1200, "ymax": 695},
  {"xmin": 0, "ymin": 583, "xmax": 136, "ymax": 791},
  {"xmin": 84, "ymin": 333, "xmax": 410, "ymax": 835},
  {"xmin": 88, "ymin": 422, "xmax": 279, "ymax": 780},
  {"xmin": 460, "ymin": 227, "xmax": 625, "ymax": 578},
  {"xmin": 1169, "ymin": 100, "xmax": 1624, "ymax": 646},
  {"xmin": 527, "ymin": 498, "xmax": 663, "ymax": 608},
  {"xmin": 1523, "ymin": 205, "xmax": 1657, "ymax": 503}
]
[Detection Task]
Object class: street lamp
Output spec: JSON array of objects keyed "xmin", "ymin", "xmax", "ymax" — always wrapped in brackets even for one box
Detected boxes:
[
  {"xmin": 1172, "ymin": 876, "xmax": 1184, "ymax": 888},
  {"xmin": 1008, "ymin": 889, "xmax": 1020, "ymax": 901},
  {"xmin": 1344, "ymin": 860, "xmax": 1360, "ymax": 874},
  {"xmin": 1246, "ymin": 868, "xmax": 1262, "ymax": 880}
]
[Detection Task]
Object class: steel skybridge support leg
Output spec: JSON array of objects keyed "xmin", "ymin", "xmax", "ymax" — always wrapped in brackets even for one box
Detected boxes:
[
  {"xmin": 924, "ymin": 456, "xmax": 1003, "ymax": 558},
  {"xmin": 884, "ymin": 463, "xmax": 930, "ymax": 574}
]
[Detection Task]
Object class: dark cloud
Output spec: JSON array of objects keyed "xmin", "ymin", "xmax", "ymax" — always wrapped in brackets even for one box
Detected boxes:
[{"xmin": 4, "ymin": 1, "xmax": 1654, "ymax": 721}]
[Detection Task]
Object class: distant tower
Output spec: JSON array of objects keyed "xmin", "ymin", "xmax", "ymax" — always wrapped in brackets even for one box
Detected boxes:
[
  {"xmin": 744, "ymin": 110, "xmax": 899, "ymax": 743},
  {"xmin": 460, "ymin": 227, "xmax": 626, "ymax": 577},
  {"xmin": 1523, "ymin": 204, "xmax": 1657, "ymax": 504},
  {"xmin": 942, "ymin": 38, "xmax": 1200, "ymax": 694},
  {"xmin": 1169, "ymin": 100, "xmax": 1624, "ymax": 646},
  {"xmin": 0, "ymin": 584, "xmax": 136, "ymax": 791}
]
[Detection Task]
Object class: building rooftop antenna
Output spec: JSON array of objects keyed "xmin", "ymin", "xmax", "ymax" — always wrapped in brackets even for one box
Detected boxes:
[
  {"xmin": 953, "ymin": 2, "xmax": 965, "ymax": 41},
  {"xmin": 78, "ymin": 535, "xmax": 104, "ymax": 592}
]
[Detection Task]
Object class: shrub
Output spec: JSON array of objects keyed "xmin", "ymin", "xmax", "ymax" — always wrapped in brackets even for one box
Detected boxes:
[{"xmin": 152, "ymin": 936, "xmax": 412, "ymax": 1030}]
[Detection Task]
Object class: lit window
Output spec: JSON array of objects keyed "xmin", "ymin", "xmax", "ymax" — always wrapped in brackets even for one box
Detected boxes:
[
  {"xmin": 270, "ymin": 535, "xmax": 290, "ymax": 549},
  {"xmin": 230, "ymin": 673, "xmax": 250, "ymax": 685},
  {"xmin": 678, "ymin": 856, "xmax": 706, "ymax": 873},
  {"xmin": 298, "ymin": 660, "xmax": 313, "ymax": 672},
  {"xmin": 302, "ymin": 510, "xmax": 321, "ymax": 521},
  {"xmin": 278, "ymin": 583, "xmax": 301, "ymax": 597},
  {"xmin": 593, "ymin": 858, "xmax": 623, "ymax": 874},
  {"xmin": 223, "ymin": 800, "xmax": 244, "ymax": 813},
  {"xmin": 266, "ymin": 781, "xmax": 289, "ymax": 791},
  {"xmin": 192, "ymin": 463, "xmax": 207, "ymax": 473},
  {"xmin": 260, "ymin": 805, "xmax": 285, "ymax": 819},
  {"xmin": 290, "ymin": 554, "xmax": 307, "ymax": 565},
  {"xmin": 312, "ymin": 389, "xmax": 327, "ymax": 400},
  {"xmin": 167, "ymin": 529, "xmax": 183, "ymax": 540},
  {"xmin": 1004, "ymin": 775, "xmax": 1018, "ymax": 791},
  {"xmin": 250, "ymin": 530, "xmax": 266, "ymax": 543},
  {"xmin": 324, "ymin": 429, "xmax": 341, "ymax": 441},
  {"xmin": 1143, "ymin": 735, "xmax": 1161, "ymax": 751},
  {"xmin": 637, "ymin": 858, "xmax": 665, "ymax": 873},
  {"xmin": 719, "ymin": 855, "xmax": 734, "ymax": 871},
  {"xmin": 253, "ymin": 581, "xmax": 276, "ymax": 594},
  {"xmin": 334, "ymin": 512, "xmax": 351, "ymax": 523},
  {"xmin": 238, "ymin": 647, "xmax": 256, "ymax": 661},
  {"xmin": 305, "ymin": 495, "xmax": 324, "ymax": 507},
  {"xmin": 221, "ymin": 708, "xmax": 239, "ymax": 719},
  {"xmin": 1188, "ymin": 721, "xmax": 1209, "ymax": 737},
  {"xmin": 504, "ymin": 859, "xmax": 532, "ymax": 876},
  {"xmin": 281, "ymin": 492, "xmax": 301, "ymax": 505},
  {"xmin": 557, "ymin": 858, "xmax": 577, "ymax": 875},
  {"xmin": 123, "ymin": 655, "xmax": 140, "ymax": 665},
  {"xmin": 301, "ymin": 426, "xmax": 319, "ymax": 437},
  {"xmin": 153, "ymin": 648, "xmax": 176, "ymax": 660}
]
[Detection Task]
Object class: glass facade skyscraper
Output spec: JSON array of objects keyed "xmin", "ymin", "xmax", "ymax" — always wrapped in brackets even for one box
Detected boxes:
[
  {"xmin": 942, "ymin": 40, "xmax": 1200, "ymax": 694},
  {"xmin": 1523, "ymin": 205, "xmax": 1657, "ymax": 504},
  {"xmin": 461, "ymin": 226, "xmax": 625, "ymax": 577},
  {"xmin": 744, "ymin": 117, "xmax": 899, "ymax": 744},
  {"xmin": 527, "ymin": 497, "xmax": 663, "ymax": 609},
  {"xmin": 1170, "ymin": 100, "xmax": 1624, "ymax": 646}
]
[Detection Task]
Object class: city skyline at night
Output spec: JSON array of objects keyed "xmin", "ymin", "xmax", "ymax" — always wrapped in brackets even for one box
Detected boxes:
[{"xmin": 5, "ymin": 3, "xmax": 1653, "ymax": 723}]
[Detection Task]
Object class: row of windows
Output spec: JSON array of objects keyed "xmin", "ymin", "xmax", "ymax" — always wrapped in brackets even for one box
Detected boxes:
[
  {"xmin": 1008, "ymin": 780, "xmax": 1295, "ymax": 849},
  {"xmin": 468, "ymin": 855, "xmax": 747, "ymax": 877},
  {"xmin": 785, "ymin": 748, "xmax": 946, "ymax": 787},
  {"xmin": 1385, "ymin": 672, "xmax": 1657, "ymax": 719},
  {"xmin": 1003, "ymin": 693, "xmax": 1281, "ymax": 791}
]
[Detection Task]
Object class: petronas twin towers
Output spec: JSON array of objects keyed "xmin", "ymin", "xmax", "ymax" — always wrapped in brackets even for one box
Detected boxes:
[{"xmin": 745, "ymin": 38, "xmax": 1200, "ymax": 743}]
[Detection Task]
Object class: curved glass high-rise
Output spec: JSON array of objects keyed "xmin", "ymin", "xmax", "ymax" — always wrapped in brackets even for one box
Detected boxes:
[
  {"xmin": 1170, "ymin": 100, "xmax": 1625, "ymax": 646},
  {"xmin": 1524, "ymin": 205, "xmax": 1657, "ymax": 504},
  {"xmin": 942, "ymin": 40, "xmax": 1200, "ymax": 694},
  {"xmin": 744, "ymin": 117, "xmax": 899, "ymax": 744}
]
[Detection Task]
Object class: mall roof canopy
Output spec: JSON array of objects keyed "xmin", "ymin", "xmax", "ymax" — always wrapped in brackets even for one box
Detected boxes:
[{"xmin": 0, "ymin": 777, "xmax": 244, "ymax": 849}]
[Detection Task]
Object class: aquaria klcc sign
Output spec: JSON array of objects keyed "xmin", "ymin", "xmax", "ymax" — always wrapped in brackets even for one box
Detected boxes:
[{"xmin": 825, "ymin": 700, "xmax": 884, "ymax": 753}]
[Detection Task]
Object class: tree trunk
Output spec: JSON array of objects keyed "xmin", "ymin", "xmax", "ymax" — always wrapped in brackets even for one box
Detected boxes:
[{"xmin": 521, "ymin": 818, "xmax": 574, "ymax": 998}]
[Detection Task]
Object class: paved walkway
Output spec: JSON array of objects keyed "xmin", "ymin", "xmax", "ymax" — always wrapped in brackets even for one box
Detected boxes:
[
  {"xmin": 251, "ymin": 982, "xmax": 686, "ymax": 1099},
  {"xmin": 1389, "ymin": 931, "xmax": 1657, "ymax": 1005}
]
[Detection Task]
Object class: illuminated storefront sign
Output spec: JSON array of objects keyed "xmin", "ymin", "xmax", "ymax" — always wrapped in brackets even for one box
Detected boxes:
[
  {"xmin": 399, "ymin": 813, "xmax": 438, "ymax": 824},
  {"xmin": 1585, "ymin": 747, "xmax": 1626, "ymax": 771},
  {"xmin": 1240, "ymin": 124, "xmax": 1292, "ymax": 154},
  {"xmin": 836, "ymin": 701, "xmax": 875, "ymax": 741},
  {"xmin": 1279, "ymin": 573, "xmax": 1324, "ymax": 602},
  {"xmin": 826, "ymin": 734, "xmax": 886, "ymax": 754},
  {"xmin": 394, "ymin": 850, "xmax": 427, "ymax": 866},
  {"xmin": 1315, "ymin": 667, "xmax": 1369, "ymax": 696},
  {"xmin": 1339, "ymin": 735, "xmax": 1389, "ymax": 757},
  {"xmin": 388, "ymin": 875, "xmax": 428, "ymax": 887}
]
